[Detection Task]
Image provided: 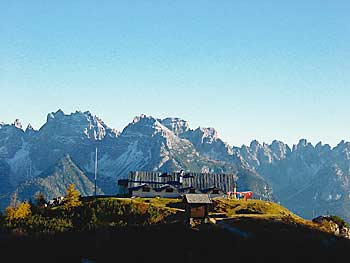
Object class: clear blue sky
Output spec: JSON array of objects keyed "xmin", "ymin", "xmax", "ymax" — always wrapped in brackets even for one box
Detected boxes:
[{"xmin": 1, "ymin": 1, "xmax": 349, "ymax": 147}]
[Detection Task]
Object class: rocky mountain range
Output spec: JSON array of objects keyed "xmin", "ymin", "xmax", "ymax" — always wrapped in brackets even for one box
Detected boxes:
[{"xmin": 1, "ymin": 109, "xmax": 350, "ymax": 222}]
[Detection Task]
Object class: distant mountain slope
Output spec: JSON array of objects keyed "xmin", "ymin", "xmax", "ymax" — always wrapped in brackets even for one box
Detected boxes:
[
  {"xmin": 233, "ymin": 139, "xmax": 350, "ymax": 221},
  {"xmin": 15, "ymin": 155, "xmax": 101, "ymax": 202},
  {"xmin": 0, "ymin": 110, "xmax": 274, "ymax": 206},
  {"xmin": 5, "ymin": 109, "xmax": 350, "ymax": 223}
]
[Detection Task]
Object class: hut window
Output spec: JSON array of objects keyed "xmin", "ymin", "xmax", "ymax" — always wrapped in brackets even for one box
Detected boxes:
[
  {"xmin": 166, "ymin": 188, "xmax": 174, "ymax": 193},
  {"xmin": 189, "ymin": 189, "xmax": 196, "ymax": 193},
  {"xmin": 142, "ymin": 186, "xmax": 151, "ymax": 192},
  {"xmin": 212, "ymin": 189, "xmax": 219, "ymax": 194}
]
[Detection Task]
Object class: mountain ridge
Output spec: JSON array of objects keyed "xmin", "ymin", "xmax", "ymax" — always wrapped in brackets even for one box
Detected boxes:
[{"xmin": 1, "ymin": 110, "xmax": 350, "ymax": 222}]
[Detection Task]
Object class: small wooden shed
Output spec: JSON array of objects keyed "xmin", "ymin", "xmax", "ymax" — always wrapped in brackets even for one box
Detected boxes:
[{"xmin": 183, "ymin": 194, "xmax": 211, "ymax": 220}]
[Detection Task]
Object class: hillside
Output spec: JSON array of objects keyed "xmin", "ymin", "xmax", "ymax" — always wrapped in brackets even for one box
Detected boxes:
[
  {"xmin": 1, "ymin": 197, "xmax": 350, "ymax": 263},
  {"xmin": 3, "ymin": 109, "xmax": 350, "ymax": 222},
  {"xmin": 0, "ymin": 155, "xmax": 103, "ymax": 210},
  {"xmin": 0, "ymin": 110, "xmax": 273, "ymax": 210}
]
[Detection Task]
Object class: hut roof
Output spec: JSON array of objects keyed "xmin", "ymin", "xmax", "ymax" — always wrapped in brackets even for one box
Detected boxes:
[
  {"xmin": 180, "ymin": 186, "xmax": 197, "ymax": 191},
  {"xmin": 128, "ymin": 184, "xmax": 149, "ymax": 191},
  {"xmin": 201, "ymin": 187, "xmax": 224, "ymax": 193},
  {"xmin": 182, "ymin": 173, "xmax": 195, "ymax": 178},
  {"xmin": 184, "ymin": 194, "xmax": 211, "ymax": 204},
  {"xmin": 154, "ymin": 184, "xmax": 177, "ymax": 192},
  {"xmin": 159, "ymin": 172, "xmax": 171, "ymax": 177}
]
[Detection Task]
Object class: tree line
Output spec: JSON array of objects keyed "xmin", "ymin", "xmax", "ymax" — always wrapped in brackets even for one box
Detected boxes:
[{"xmin": 0, "ymin": 184, "xmax": 177, "ymax": 235}]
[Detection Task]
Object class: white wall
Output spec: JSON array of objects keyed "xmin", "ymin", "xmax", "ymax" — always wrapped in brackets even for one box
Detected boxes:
[
  {"xmin": 207, "ymin": 191, "xmax": 227, "ymax": 199},
  {"xmin": 156, "ymin": 190, "xmax": 181, "ymax": 198},
  {"xmin": 131, "ymin": 188, "xmax": 159, "ymax": 198}
]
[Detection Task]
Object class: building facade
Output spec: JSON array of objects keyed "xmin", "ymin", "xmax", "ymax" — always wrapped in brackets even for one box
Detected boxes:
[{"xmin": 120, "ymin": 171, "xmax": 237, "ymax": 198}]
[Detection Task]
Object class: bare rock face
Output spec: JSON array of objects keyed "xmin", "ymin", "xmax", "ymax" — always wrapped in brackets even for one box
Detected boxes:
[
  {"xmin": 4, "ymin": 109, "xmax": 350, "ymax": 225},
  {"xmin": 312, "ymin": 215, "xmax": 350, "ymax": 239},
  {"xmin": 13, "ymin": 119, "xmax": 23, "ymax": 129},
  {"xmin": 160, "ymin": 118, "xmax": 189, "ymax": 136},
  {"xmin": 0, "ymin": 110, "xmax": 274, "ymax": 210},
  {"xmin": 340, "ymin": 227, "xmax": 350, "ymax": 239},
  {"xmin": 330, "ymin": 222, "xmax": 340, "ymax": 236}
]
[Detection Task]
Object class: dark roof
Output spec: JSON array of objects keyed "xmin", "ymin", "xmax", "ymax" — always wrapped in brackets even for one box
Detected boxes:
[
  {"xmin": 201, "ymin": 187, "xmax": 224, "ymax": 194},
  {"xmin": 117, "ymin": 179, "xmax": 129, "ymax": 186},
  {"xmin": 181, "ymin": 186, "xmax": 197, "ymax": 191},
  {"xmin": 154, "ymin": 184, "xmax": 178, "ymax": 192},
  {"xmin": 128, "ymin": 171, "xmax": 236, "ymax": 192},
  {"xmin": 182, "ymin": 173, "xmax": 195, "ymax": 178},
  {"xmin": 184, "ymin": 194, "xmax": 211, "ymax": 204},
  {"xmin": 167, "ymin": 180, "xmax": 182, "ymax": 186},
  {"xmin": 159, "ymin": 172, "xmax": 171, "ymax": 177},
  {"xmin": 128, "ymin": 184, "xmax": 149, "ymax": 191},
  {"xmin": 180, "ymin": 187, "xmax": 199, "ymax": 193}
]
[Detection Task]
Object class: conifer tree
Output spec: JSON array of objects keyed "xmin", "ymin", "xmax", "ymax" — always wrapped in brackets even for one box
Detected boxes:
[
  {"xmin": 6, "ymin": 193, "xmax": 31, "ymax": 221},
  {"xmin": 64, "ymin": 184, "xmax": 82, "ymax": 209}
]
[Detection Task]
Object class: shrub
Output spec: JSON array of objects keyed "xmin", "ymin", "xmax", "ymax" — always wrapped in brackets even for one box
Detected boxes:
[
  {"xmin": 329, "ymin": 215, "xmax": 349, "ymax": 228},
  {"xmin": 6, "ymin": 201, "xmax": 31, "ymax": 221},
  {"xmin": 5, "ymin": 215, "xmax": 73, "ymax": 234}
]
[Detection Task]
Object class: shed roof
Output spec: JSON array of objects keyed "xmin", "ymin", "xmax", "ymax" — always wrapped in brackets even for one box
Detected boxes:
[{"xmin": 184, "ymin": 194, "xmax": 211, "ymax": 204}]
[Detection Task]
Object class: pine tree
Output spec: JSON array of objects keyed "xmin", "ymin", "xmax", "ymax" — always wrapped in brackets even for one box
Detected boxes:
[
  {"xmin": 5, "ymin": 192, "xmax": 31, "ymax": 221},
  {"xmin": 64, "ymin": 184, "xmax": 82, "ymax": 209},
  {"xmin": 15, "ymin": 202, "xmax": 31, "ymax": 218}
]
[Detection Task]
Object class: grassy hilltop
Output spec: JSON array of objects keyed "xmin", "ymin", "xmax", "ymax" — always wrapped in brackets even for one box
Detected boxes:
[{"xmin": 1, "ymin": 197, "xmax": 350, "ymax": 263}]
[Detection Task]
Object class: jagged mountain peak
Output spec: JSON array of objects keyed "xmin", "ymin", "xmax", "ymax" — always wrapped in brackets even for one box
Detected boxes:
[
  {"xmin": 315, "ymin": 141, "xmax": 331, "ymax": 152},
  {"xmin": 12, "ymin": 119, "xmax": 23, "ymax": 129},
  {"xmin": 336, "ymin": 140, "xmax": 350, "ymax": 148},
  {"xmin": 249, "ymin": 139, "xmax": 262, "ymax": 150},
  {"xmin": 333, "ymin": 141, "xmax": 350, "ymax": 160},
  {"xmin": 40, "ymin": 109, "xmax": 115, "ymax": 141},
  {"xmin": 270, "ymin": 140, "xmax": 288, "ymax": 149},
  {"xmin": 187, "ymin": 127, "xmax": 220, "ymax": 145},
  {"xmin": 26, "ymin": 123, "xmax": 34, "ymax": 131},
  {"xmin": 315, "ymin": 141, "xmax": 323, "ymax": 148},
  {"xmin": 82, "ymin": 110, "xmax": 93, "ymax": 116},
  {"xmin": 160, "ymin": 117, "xmax": 190, "ymax": 136},
  {"xmin": 198, "ymin": 127, "xmax": 218, "ymax": 138},
  {"xmin": 130, "ymin": 114, "xmax": 173, "ymax": 133},
  {"xmin": 47, "ymin": 109, "xmax": 95, "ymax": 122},
  {"xmin": 294, "ymin": 138, "xmax": 308, "ymax": 148},
  {"xmin": 124, "ymin": 114, "xmax": 176, "ymax": 139},
  {"xmin": 292, "ymin": 139, "xmax": 314, "ymax": 152},
  {"xmin": 24, "ymin": 123, "xmax": 37, "ymax": 135},
  {"xmin": 270, "ymin": 140, "xmax": 291, "ymax": 158},
  {"xmin": 129, "ymin": 114, "xmax": 166, "ymax": 129},
  {"xmin": 47, "ymin": 109, "xmax": 65, "ymax": 121},
  {"xmin": 132, "ymin": 114, "xmax": 154, "ymax": 124},
  {"xmin": 298, "ymin": 138, "xmax": 314, "ymax": 147}
]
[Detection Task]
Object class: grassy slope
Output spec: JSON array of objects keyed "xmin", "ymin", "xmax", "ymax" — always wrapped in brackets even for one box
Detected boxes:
[
  {"xmin": 124, "ymin": 197, "xmax": 337, "ymax": 234},
  {"xmin": 209, "ymin": 198, "xmax": 340, "ymax": 237},
  {"xmin": 2, "ymin": 197, "xmax": 350, "ymax": 263}
]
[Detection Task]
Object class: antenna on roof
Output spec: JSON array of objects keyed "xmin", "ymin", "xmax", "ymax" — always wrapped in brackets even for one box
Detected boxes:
[{"xmin": 94, "ymin": 147, "xmax": 98, "ymax": 197}]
